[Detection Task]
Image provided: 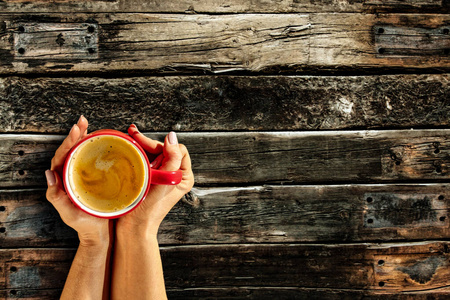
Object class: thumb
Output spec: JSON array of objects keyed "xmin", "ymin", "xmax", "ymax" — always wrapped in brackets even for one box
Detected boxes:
[
  {"xmin": 45, "ymin": 170, "xmax": 78, "ymax": 219},
  {"xmin": 160, "ymin": 132, "xmax": 182, "ymax": 171}
]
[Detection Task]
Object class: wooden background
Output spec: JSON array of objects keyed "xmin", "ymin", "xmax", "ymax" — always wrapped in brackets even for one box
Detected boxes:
[{"xmin": 0, "ymin": 0, "xmax": 449, "ymax": 299}]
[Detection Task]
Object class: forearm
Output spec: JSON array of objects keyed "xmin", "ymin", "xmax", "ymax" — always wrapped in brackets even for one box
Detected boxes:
[
  {"xmin": 112, "ymin": 226, "xmax": 167, "ymax": 300},
  {"xmin": 61, "ymin": 242, "xmax": 111, "ymax": 300}
]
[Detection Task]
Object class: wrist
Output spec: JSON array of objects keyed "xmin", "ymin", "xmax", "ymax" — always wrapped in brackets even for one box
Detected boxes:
[
  {"xmin": 75, "ymin": 241, "xmax": 110, "ymax": 269},
  {"xmin": 79, "ymin": 237, "xmax": 111, "ymax": 249},
  {"xmin": 116, "ymin": 219, "xmax": 160, "ymax": 240},
  {"xmin": 78, "ymin": 232, "xmax": 112, "ymax": 248},
  {"xmin": 117, "ymin": 214, "xmax": 161, "ymax": 236}
]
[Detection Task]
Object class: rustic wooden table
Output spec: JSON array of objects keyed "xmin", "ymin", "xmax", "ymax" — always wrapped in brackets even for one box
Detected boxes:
[{"xmin": 0, "ymin": 0, "xmax": 449, "ymax": 299}]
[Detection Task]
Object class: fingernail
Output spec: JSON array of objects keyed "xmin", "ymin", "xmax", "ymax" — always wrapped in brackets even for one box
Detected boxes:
[
  {"xmin": 168, "ymin": 131, "xmax": 178, "ymax": 145},
  {"xmin": 78, "ymin": 115, "xmax": 85, "ymax": 123},
  {"xmin": 151, "ymin": 156, "xmax": 162, "ymax": 168},
  {"xmin": 45, "ymin": 170, "xmax": 56, "ymax": 186}
]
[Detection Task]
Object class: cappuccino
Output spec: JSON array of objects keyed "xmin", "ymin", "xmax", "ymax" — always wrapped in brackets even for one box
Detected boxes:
[{"xmin": 68, "ymin": 135, "xmax": 145, "ymax": 212}]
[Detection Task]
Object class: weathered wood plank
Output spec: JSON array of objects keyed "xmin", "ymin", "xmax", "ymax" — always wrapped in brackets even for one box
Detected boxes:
[
  {"xmin": 166, "ymin": 287, "xmax": 450, "ymax": 300},
  {"xmin": 0, "ymin": 75, "xmax": 448, "ymax": 133},
  {"xmin": 0, "ymin": 248, "xmax": 73, "ymax": 297},
  {"xmin": 0, "ymin": 0, "xmax": 447, "ymax": 13},
  {"xmin": 1, "ymin": 14, "xmax": 449, "ymax": 74},
  {"xmin": 0, "ymin": 130, "xmax": 448, "ymax": 187},
  {"xmin": 309, "ymin": 14, "xmax": 450, "ymax": 70},
  {"xmin": 1, "ymin": 287, "xmax": 449, "ymax": 300},
  {"xmin": 1, "ymin": 185, "xmax": 448, "ymax": 247},
  {"xmin": 0, "ymin": 242, "xmax": 449, "ymax": 294},
  {"xmin": 0, "ymin": 190, "xmax": 77, "ymax": 248}
]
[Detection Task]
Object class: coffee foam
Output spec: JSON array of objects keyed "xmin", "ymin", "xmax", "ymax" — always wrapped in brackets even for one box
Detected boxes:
[{"xmin": 68, "ymin": 135, "xmax": 146, "ymax": 213}]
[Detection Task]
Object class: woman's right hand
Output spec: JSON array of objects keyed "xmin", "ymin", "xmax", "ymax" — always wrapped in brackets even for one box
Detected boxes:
[
  {"xmin": 116, "ymin": 125, "xmax": 194, "ymax": 235},
  {"xmin": 45, "ymin": 116, "xmax": 112, "ymax": 247}
]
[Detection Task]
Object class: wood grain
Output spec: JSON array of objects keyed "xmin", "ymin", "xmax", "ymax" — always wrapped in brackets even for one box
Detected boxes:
[
  {"xmin": 0, "ymin": 242, "xmax": 449, "ymax": 295},
  {"xmin": 166, "ymin": 287, "xmax": 450, "ymax": 300},
  {"xmin": 1, "ymin": 13, "xmax": 449, "ymax": 74},
  {"xmin": 0, "ymin": 189, "xmax": 77, "ymax": 248},
  {"xmin": 0, "ymin": 75, "xmax": 448, "ymax": 133},
  {"xmin": 2, "ymin": 287, "xmax": 449, "ymax": 300},
  {"xmin": 0, "ymin": 130, "xmax": 448, "ymax": 187},
  {"xmin": 0, "ymin": 184, "xmax": 448, "ymax": 247},
  {"xmin": 0, "ymin": 0, "xmax": 447, "ymax": 13}
]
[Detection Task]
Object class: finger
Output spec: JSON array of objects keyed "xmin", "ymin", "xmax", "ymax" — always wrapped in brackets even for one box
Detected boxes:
[
  {"xmin": 51, "ymin": 124, "xmax": 81, "ymax": 172},
  {"xmin": 179, "ymin": 144, "xmax": 194, "ymax": 191},
  {"xmin": 179, "ymin": 144, "xmax": 192, "ymax": 172},
  {"xmin": 76, "ymin": 115, "xmax": 89, "ymax": 140},
  {"xmin": 128, "ymin": 124, "xmax": 163, "ymax": 155},
  {"xmin": 45, "ymin": 170, "xmax": 79, "ymax": 219},
  {"xmin": 151, "ymin": 153, "xmax": 164, "ymax": 169},
  {"xmin": 160, "ymin": 132, "xmax": 183, "ymax": 171}
]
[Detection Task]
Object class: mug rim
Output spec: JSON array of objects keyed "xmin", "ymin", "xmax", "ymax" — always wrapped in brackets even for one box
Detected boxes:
[{"xmin": 63, "ymin": 129, "xmax": 151, "ymax": 219}]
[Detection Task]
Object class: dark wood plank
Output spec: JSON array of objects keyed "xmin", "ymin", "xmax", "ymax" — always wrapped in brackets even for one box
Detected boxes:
[
  {"xmin": 0, "ymin": 189, "xmax": 77, "ymax": 248},
  {"xmin": 166, "ymin": 287, "xmax": 450, "ymax": 300},
  {"xmin": 309, "ymin": 14, "xmax": 450, "ymax": 71},
  {"xmin": 0, "ymin": 242, "xmax": 449, "ymax": 294},
  {"xmin": 0, "ymin": 248, "xmax": 74, "ymax": 298},
  {"xmin": 2, "ymin": 287, "xmax": 449, "ymax": 300},
  {"xmin": 2, "ymin": 13, "xmax": 449, "ymax": 74},
  {"xmin": 1, "ymin": 184, "xmax": 448, "ymax": 247},
  {"xmin": 0, "ymin": 75, "xmax": 448, "ymax": 133},
  {"xmin": 0, "ymin": 130, "xmax": 448, "ymax": 187},
  {"xmin": 0, "ymin": 0, "xmax": 447, "ymax": 13}
]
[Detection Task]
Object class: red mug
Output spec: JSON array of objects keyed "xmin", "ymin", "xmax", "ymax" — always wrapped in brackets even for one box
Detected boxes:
[{"xmin": 63, "ymin": 129, "xmax": 182, "ymax": 218}]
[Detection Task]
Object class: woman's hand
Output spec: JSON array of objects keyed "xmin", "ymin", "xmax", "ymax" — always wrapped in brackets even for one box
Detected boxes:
[
  {"xmin": 117, "ymin": 125, "xmax": 194, "ymax": 235},
  {"xmin": 45, "ymin": 116, "xmax": 111, "ymax": 246}
]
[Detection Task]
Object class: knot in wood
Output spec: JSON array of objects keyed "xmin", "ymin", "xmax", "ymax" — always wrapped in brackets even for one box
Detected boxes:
[
  {"xmin": 56, "ymin": 33, "xmax": 65, "ymax": 47},
  {"xmin": 182, "ymin": 191, "xmax": 200, "ymax": 207}
]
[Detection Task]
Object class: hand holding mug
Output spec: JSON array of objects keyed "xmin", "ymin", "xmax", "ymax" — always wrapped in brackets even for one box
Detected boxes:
[
  {"xmin": 45, "ymin": 116, "xmax": 111, "ymax": 246},
  {"xmin": 62, "ymin": 128, "xmax": 183, "ymax": 219},
  {"xmin": 117, "ymin": 125, "xmax": 195, "ymax": 235}
]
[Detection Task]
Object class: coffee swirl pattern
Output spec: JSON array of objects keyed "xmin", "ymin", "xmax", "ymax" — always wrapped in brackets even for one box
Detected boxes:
[{"xmin": 69, "ymin": 136, "xmax": 145, "ymax": 212}]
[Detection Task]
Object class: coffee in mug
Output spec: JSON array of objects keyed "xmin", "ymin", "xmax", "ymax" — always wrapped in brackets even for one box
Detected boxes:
[
  {"xmin": 68, "ymin": 135, "xmax": 146, "ymax": 212},
  {"xmin": 63, "ymin": 129, "xmax": 182, "ymax": 218}
]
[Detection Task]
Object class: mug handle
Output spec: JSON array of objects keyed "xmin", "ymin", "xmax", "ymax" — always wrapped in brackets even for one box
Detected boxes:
[{"xmin": 151, "ymin": 169, "xmax": 183, "ymax": 185}]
